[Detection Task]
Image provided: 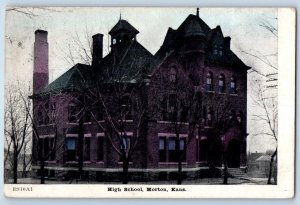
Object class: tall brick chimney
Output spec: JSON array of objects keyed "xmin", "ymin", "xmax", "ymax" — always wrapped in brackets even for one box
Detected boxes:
[
  {"xmin": 33, "ymin": 29, "xmax": 49, "ymax": 94},
  {"xmin": 92, "ymin": 33, "xmax": 103, "ymax": 67}
]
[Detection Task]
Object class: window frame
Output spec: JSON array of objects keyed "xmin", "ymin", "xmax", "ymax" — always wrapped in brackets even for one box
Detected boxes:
[
  {"xmin": 230, "ymin": 76, "xmax": 237, "ymax": 94},
  {"xmin": 206, "ymin": 72, "xmax": 213, "ymax": 92},
  {"xmin": 65, "ymin": 135, "xmax": 78, "ymax": 162},
  {"xmin": 158, "ymin": 134, "xmax": 187, "ymax": 163},
  {"xmin": 218, "ymin": 74, "xmax": 225, "ymax": 93},
  {"xmin": 38, "ymin": 135, "xmax": 55, "ymax": 161},
  {"xmin": 83, "ymin": 135, "xmax": 91, "ymax": 162},
  {"xmin": 96, "ymin": 133, "xmax": 105, "ymax": 162}
]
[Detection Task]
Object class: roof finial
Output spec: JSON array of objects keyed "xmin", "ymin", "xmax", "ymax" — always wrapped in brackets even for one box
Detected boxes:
[
  {"xmin": 196, "ymin": 8, "xmax": 199, "ymax": 17},
  {"xmin": 119, "ymin": 11, "xmax": 122, "ymax": 20}
]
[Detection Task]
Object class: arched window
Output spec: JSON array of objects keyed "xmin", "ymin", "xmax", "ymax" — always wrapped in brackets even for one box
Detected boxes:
[
  {"xmin": 218, "ymin": 74, "xmax": 225, "ymax": 93},
  {"xmin": 230, "ymin": 76, "xmax": 237, "ymax": 94},
  {"xmin": 169, "ymin": 66, "xmax": 177, "ymax": 83},
  {"xmin": 206, "ymin": 72, "xmax": 213, "ymax": 91}
]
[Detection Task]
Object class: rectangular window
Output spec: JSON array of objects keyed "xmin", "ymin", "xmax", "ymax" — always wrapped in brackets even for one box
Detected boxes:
[
  {"xmin": 230, "ymin": 82, "xmax": 235, "ymax": 89},
  {"xmin": 97, "ymin": 137, "xmax": 104, "ymax": 161},
  {"xmin": 168, "ymin": 137, "xmax": 177, "ymax": 162},
  {"xmin": 84, "ymin": 138, "xmax": 90, "ymax": 161},
  {"xmin": 219, "ymin": 80, "xmax": 224, "ymax": 87},
  {"xmin": 38, "ymin": 137, "xmax": 55, "ymax": 161},
  {"xmin": 65, "ymin": 138, "xmax": 77, "ymax": 161},
  {"xmin": 179, "ymin": 139, "xmax": 186, "ymax": 162},
  {"xmin": 118, "ymin": 133, "xmax": 132, "ymax": 162},
  {"xmin": 159, "ymin": 136, "xmax": 187, "ymax": 163},
  {"xmin": 230, "ymin": 81, "xmax": 237, "ymax": 94},
  {"xmin": 207, "ymin": 78, "xmax": 212, "ymax": 85},
  {"xmin": 159, "ymin": 137, "xmax": 166, "ymax": 162},
  {"xmin": 206, "ymin": 81, "xmax": 212, "ymax": 91}
]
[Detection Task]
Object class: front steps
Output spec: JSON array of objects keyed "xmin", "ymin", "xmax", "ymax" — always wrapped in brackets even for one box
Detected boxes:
[{"xmin": 227, "ymin": 168, "xmax": 248, "ymax": 179}]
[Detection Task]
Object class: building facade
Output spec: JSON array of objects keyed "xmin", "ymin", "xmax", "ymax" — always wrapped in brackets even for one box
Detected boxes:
[{"xmin": 31, "ymin": 11, "xmax": 250, "ymax": 181}]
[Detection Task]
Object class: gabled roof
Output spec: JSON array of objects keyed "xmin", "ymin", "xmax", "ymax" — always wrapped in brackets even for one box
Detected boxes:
[
  {"xmin": 155, "ymin": 14, "xmax": 250, "ymax": 71},
  {"xmin": 36, "ymin": 40, "xmax": 155, "ymax": 96},
  {"xmin": 99, "ymin": 40, "xmax": 155, "ymax": 82},
  {"xmin": 37, "ymin": 63, "xmax": 92, "ymax": 95},
  {"xmin": 109, "ymin": 19, "xmax": 139, "ymax": 35}
]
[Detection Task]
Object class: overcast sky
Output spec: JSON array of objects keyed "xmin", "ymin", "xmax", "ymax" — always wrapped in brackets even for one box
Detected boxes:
[{"xmin": 5, "ymin": 7, "xmax": 278, "ymax": 153}]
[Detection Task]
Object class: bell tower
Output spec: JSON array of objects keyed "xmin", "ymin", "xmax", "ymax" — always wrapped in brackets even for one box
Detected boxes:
[{"xmin": 108, "ymin": 17, "xmax": 139, "ymax": 51}]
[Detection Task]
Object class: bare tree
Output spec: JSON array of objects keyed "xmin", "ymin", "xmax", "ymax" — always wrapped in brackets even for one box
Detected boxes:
[
  {"xmin": 244, "ymin": 16, "xmax": 278, "ymax": 184},
  {"xmin": 4, "ymin": 83, "xmax": 31, "ymax": 184},
  {"xmin": 87, "ymin": 70, "xmax": 155, "ymax": 184},
  {"xmin": 21, "ymin": 137, "xmax": 32, "ymax": 178},
  {"xmin": 21, "ymin": 91, "xmax": 67, "ymax": 184},
  {"xmin": 251, "ymin": 81, "xmax": 277, "ymax": 184}
]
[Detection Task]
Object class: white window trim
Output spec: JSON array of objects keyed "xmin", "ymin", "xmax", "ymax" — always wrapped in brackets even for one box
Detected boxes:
[
  {"xmin": 118, "ymin": 132, "xmax": 133, "ymax": 136},
  {"xmin": 84, "ymin": 133, "xmax": 92, "ymax": 138},
  {"xmin": 96, "ymin": 133, "xmax": 105, "ymax": 137},
  {"xmin": 83, "ymin": 122, "xmax": 92, "ymax": 125},
  {"xmin": 157, "ymin": 121, "xmax": 189, "ymax": 125},
  {"xmin": 66, "ymin": 134, "xmax": 78, "ymax": 138},
  {"xmin": 66, "ymin": 122, "xmax": 79, "ymax": 125},
  {"xmin": 158, "ymin": 133, "xmax": 188, "ymax": 138},
  {"xmin": 39, "ymin": 134, "xmax": 55, "ymax": 139}
]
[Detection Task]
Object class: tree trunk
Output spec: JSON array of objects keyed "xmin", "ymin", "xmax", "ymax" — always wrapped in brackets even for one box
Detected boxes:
[
  {"xmin": 40, "ymin": 159, "xmax": 45, "ymax": 184},
  {"xmin": 122, "ymin": 154, "xmax": 129, "ymax": 184},
  {"xmin": 78, "ymin": 117, "xmax": 84, "ymax": 180},
  {"xmin": 267, "ymin": 148, "xmax": 277, "ymax": 184},
  {"xmin": 22, "ymin": 148, "xmax": 27, "ymax": 178},
  {"xmin": 176, "ymin": 136, "xmax": 182, "ymax": 185},
  {"xmin": 177, "ymin": 159, "xmax": 182, "ymax": 185},
  {"xmin": 13, "ymin": 149, "xmax": 18, "ymax": 184},
  {"xmin": 223, "ymin": 156, "xmax": 228, "ymax": 185}
]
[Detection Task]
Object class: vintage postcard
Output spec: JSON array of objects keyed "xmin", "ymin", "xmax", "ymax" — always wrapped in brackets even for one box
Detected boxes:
[{"xmin": 3, "ymin": 7, "xmax": 295, "ymax": 198}]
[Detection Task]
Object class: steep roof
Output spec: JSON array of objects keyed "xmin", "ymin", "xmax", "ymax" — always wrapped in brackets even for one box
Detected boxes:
[
  {"xmin": 98, "ymin": 40, "xmax": 155, "ymax": 82},
  {"xmin": 37, "ymin": 64, "xmax": 92, "ymax": 95},
  {"xmin": 36, "ymin": 40, "xmax": 155, "ymax": 96},
  {"xmin": 155, "ymin": 14, "xmax": 250, "ymax": 70},
  {"xmin": 109, "ymin": 19, "xmax": 139, "ymax": 35}
]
